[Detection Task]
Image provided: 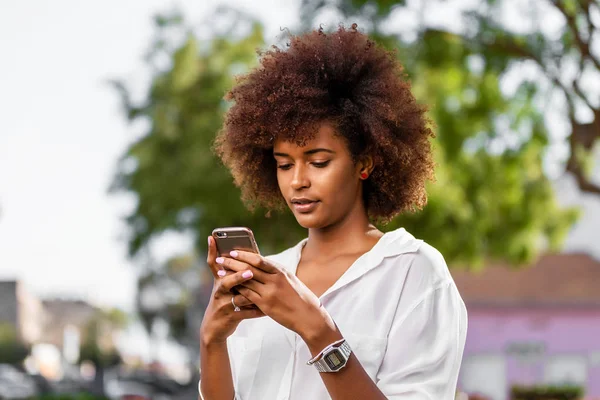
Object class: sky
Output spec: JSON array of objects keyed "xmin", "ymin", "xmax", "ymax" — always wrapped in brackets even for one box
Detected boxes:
[
  {"xmin": 0, "ymin": 0, "xmax": 301, "ymax": 312},
  {"xmin": 0, "ymin": 0, "xmax": 599, "ymax": 315}
]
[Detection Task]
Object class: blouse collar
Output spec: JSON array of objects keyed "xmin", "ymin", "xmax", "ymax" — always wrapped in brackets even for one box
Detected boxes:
[{"xmin": 283, "ymin": 227, "xmax": 423, "ymax": 300}]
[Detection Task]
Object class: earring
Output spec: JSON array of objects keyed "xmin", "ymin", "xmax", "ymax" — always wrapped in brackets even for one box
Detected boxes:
[{"xmin": 360, "ymin": 171, "xmax": 368, "ymax": 179}]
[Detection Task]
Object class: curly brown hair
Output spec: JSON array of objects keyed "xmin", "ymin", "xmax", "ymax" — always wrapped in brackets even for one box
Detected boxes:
[{"xmin": 214, "ymin": 23, "xmax": 435, "ymax": 222}]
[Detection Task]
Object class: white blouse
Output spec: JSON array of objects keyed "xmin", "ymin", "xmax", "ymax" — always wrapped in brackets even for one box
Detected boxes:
[{"xmin": 200, "ymin": 227, "xmax": 468, "ymax": 400}]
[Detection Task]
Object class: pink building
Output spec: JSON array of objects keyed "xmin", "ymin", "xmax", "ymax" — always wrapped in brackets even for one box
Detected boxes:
[{"xmin": 451, "ymin": 253, "xmax": 600, "ymax": 400}]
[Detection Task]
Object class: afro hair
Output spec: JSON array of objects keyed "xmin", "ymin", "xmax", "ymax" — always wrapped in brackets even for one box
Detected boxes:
[{"xmin": 214, "ymin": 23, "xmax": 435, "ymax": 222}]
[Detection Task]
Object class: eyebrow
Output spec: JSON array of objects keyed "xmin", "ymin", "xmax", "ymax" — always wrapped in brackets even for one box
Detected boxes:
[{"xmin": 273, "ymin": 148, "xmax": 336, "ymax": 157}]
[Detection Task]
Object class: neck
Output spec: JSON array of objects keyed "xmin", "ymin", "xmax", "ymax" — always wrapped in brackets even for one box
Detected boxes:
[{"xmin": 304, "ymin": 199, "xmax": 381, "ymax": 260}]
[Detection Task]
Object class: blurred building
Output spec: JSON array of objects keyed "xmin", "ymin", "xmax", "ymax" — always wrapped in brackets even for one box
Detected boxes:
[
  {"xmin": 0, "ymin": 281, "xmax": 118, "ymax": 363},
  {"xmin": 41, "ymin": 299, "xmax": 98, "ymax": 348},
  {"xmin": 0, "ymin": 280, "xmax": 45, "ymax": 344},
  {"xmin": 452, "ymin": 253, "xmax": 600, "ymax": 400}
]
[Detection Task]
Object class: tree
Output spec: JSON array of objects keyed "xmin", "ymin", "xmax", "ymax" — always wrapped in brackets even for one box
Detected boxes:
[
  {"xmin": 0, "ymin": 323, "xmax": 30, "ymax": 365},
  {"xmin": 136, "ymin": 251, "xmax": 210, "ymax": 353},
  {"xmin": 79, "ymin": 309, "xmax": 127, "ymax": 396},
  {"xmin": 110, "ymin": 4, "xmax": 589, "ymax": 346},
  {"xmin": 79, "ymin": 307, "xmax": 128, "ymax": 366},
  {"xmin": 111, "ymin": 10, "xmax": 302, "ymax": 261},
  {"xmin": 303, "ymin": 0, "xmax": 600, "ymax": 192},
  {"xmin": 299, "ymin": 0, "xmax": 591, "ymax": 265},
  {"xmin": 110, "ymin": 10, "xmax": 311, "ymax": 343},
  {"xmin": 112, "ymin": 2, "xmax": 581, "ymax": 286}
]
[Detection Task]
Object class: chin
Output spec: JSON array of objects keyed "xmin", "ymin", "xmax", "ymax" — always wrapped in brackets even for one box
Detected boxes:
[
  {"xmin": 292, "ymin": 211, "xmax": 331, "ymax": 230},
  {"xmin": 294, "ymin": 214, "xmax": 320, "ymax": 229}
]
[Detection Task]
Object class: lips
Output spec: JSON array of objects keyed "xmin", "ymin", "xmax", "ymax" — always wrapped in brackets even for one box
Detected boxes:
[{"xmin": 291, "ymin": 198, "xmax": 319, "ymax": 213}]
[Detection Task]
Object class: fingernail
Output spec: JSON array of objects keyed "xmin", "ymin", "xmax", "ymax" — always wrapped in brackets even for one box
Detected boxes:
[
  {"xmin": 242, "ymin": 271, "xmax": 253, "ymax": 279},
  {"xmin": 217, "ymin": 270, "xmax": 226, "ymax": 277},
  {"xmin": 216, "ymin": 257, "xmax": 224, "ymax": 264},
  {"xmin": 208, "ymin": 236, "xmax": 212, "ymax": 245},
  {"xmin": 230, "ymin": 251, "xmax": 238, "ymax": 258}
]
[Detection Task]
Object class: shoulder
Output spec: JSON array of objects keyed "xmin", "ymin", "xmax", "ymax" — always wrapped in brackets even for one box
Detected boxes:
[
  {"xmin": 382, "ymin": 230, "xmax": 454, "ymax": 294},
  {"xmin": 383, "ymin": 234, "xmax": 467, "ymax": 328},
  {"xmin": 409, "ymin": 241, "xmax": 453, "ymax": 285}
]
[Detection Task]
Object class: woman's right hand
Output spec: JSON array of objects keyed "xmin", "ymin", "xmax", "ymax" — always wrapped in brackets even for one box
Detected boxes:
[{"xmin": 199, "ymin": 236, "xmax": 265, "ymax": 345}]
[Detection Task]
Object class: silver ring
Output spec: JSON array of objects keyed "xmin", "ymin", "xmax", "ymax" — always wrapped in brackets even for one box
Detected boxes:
[{"xmin": 231, "ymin": 296, "xmax": 241, "ymax": 312}]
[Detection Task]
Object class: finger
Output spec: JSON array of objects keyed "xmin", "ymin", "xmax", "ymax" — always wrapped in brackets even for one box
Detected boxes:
[
  {"xmin": 219, "ymin": 270, "xmax": 257, "ymax": 293},
  {"xmin": 217, "ymin": 270, "xmax": 232, "ymax": 278},
  {"xmin": 236, "ymin": 285, "xmax": 263, "ymax": 305},
  {"xmin": 215, "ymin": 256, "xmax": 268, "ymax": 283},
  {"xmin": 233, "ymin": 307, "xmax": 265, "ymax": 320},
  {"xmin": 229, "ymin": 250, "xmax": 278, "ymax": 274},
  {"xmin": 237, "ymin": 279, "xmax": 262, "ymax": 294},
  {"xmin": 207, "ymin": 236, "xmax": 224, "ymax": 278},
  {"xmin": 232, "ymin": 294, "xmax": 254, "ymax": 307}
]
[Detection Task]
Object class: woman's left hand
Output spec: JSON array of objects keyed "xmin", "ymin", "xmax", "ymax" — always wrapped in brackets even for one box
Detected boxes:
[{"xmin": 215, "ymin": 250, "xmax": 331, "ymax": 339}]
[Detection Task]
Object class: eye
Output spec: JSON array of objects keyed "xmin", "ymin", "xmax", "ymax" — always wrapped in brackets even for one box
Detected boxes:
[
  {"xmin": 312, "ymin": 160, "xmax": 331, "ymax": 168},
  {"xmin": 277, "ymin": 164, "xmax": 293, "ymax": 170}
]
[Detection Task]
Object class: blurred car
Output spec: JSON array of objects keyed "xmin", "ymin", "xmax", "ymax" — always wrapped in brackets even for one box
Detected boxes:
[
  {"xmin": 0, "ymin": 364, "xmax": 38, "ymax": 399},
  {"xmin": 104, "ymin": 369, "xmax": 186, "ymax": 400}
]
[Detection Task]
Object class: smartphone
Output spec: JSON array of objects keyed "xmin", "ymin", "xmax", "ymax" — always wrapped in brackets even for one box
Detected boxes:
[{"xmin": 212, "ymin": 227, "xmax": 260, "ymax": 257}]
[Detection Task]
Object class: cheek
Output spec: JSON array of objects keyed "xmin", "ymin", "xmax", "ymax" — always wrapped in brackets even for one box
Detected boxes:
[
  {"xmin": 276, "ymin": 171, "xmax": 287, "ymax": 194},
  {"xmin": 318, "ymin": 165, "xmax": 357, "ymax": 199}
]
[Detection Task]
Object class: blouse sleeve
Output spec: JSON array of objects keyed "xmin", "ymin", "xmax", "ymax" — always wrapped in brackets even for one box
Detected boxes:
[{"xmin": 375, "ymin": 254, "xmax": 468, "ymax": 399}]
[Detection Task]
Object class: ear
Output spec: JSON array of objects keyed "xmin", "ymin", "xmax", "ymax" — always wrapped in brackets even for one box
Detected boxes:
[{"xmin": 357, "ymin": 155, "xmax": 374, "ymax": 180}]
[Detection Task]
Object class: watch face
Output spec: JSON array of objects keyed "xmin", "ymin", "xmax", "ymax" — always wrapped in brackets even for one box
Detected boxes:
[{"xmin": 324, "ymin": 349, "xmax": 346, "ymax": 371}]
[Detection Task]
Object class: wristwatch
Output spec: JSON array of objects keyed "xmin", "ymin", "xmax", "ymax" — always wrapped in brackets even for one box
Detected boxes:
[{"xmin": 307, "ymin": 338, "xmax": 352, "ymax": 372}]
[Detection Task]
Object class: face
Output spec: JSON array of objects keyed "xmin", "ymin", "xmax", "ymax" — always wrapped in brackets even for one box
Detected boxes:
[{"xmin": 273, "ymin": 122, "xmax": 366, "ymax": 230}]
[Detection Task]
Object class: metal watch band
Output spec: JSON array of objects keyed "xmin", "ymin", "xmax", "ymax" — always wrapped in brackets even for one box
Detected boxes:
[
  {"xmin": 308, "ymin": 339, "xmax": 352, "ymax": 373},
  {"xmin": 307, "ymin": 338, "xmax": 346, "ymax": 365}
]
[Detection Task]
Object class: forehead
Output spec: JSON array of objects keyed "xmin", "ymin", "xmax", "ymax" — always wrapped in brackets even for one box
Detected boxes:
[{"xmin": 273, "ymin": 123, "xmax": 346, "ymax": 154}]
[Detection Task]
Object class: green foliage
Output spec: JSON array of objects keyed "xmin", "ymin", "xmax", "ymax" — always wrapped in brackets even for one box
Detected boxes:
[
  {"xmin": 112, "ymin": 2, "xmax": 583, "ymax": 279},
  {"xmin": 380, "ymin": 28, "xmax": 581, "ymax": 268},
  {"xmin": 136, "ymin": 266, "xmax": 191, "ymax": 340},
  {"xmin": 79, "ymin": 318, "xmax": 121, "ymax": 367},
  {"xmin": 101, "ymin": 308, "xmax": 129, "ymax": 329},
  {"xmin": 111, "ymin": 12, "xmax": 302, "ymax": 259},
  {"xmin": 348, "ymin": 0, "xmax": 405, "ymax": 16},
  {"xmin": 299, "ymin": 0, "xmax": 585, "ymax": 268},
  {"xmin": 79, "ymin": 340, "xmax": 121, "ymax": 368},
  {"xmin": 511, "ymin": 384, "xmax": 584, "ymax": 400},
  {"xmin": 0, "ymin": 323, "xmax": 30, "ymax": 365},
  {"xmin": 108, "ymin": 3, "xmax": 597, "ymax": 344}
]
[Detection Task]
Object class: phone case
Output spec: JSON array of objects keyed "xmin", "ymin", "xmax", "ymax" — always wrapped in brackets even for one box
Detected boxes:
[{"xmin": 212, "ymin": 227, "xmax": 260, "ymax": 256}]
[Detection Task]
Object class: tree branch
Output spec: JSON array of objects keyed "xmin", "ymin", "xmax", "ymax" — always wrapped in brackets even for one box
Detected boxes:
[
  {"xmin": 581, "ymin": 0, "xmax": 598, "ymax": 31},
  {"xmin": 572, "ymin": 75, "xmax": 598, "ymax": 111},
  {"xmin": 465, "ymin": 29, "xmax": 600, "ymax": 196},
  {"xmin": 473, "ymin": 30, "xmax": 598, "ymax": 114},
  {"xmin": 566, "ymin": 150, "xmax": 600, "ymax": 195},
  {"xmin": 424, "ymin": 21, "xmax": 600, "ymax": 196},
  {"xmin": 551, "ymin": 0, "xmax": 600, "ymax": 70},
  {"xmin": 565, "ymin": 103, "xmax": 600, "ymax": 195}
]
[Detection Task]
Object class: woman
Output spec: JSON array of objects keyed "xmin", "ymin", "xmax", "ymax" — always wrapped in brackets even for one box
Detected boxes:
[{"xmin": 199, "ymin": 24, "xmax": 467, "ymax": 400}]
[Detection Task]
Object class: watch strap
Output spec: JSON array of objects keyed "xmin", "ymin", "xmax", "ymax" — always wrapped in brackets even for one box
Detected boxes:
[{"xmin": 307, "ymin": 339, "xmax": 352, "ymax": 372}]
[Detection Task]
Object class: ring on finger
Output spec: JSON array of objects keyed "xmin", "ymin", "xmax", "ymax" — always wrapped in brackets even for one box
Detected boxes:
[{"xmin": 231, "ymin": 295, "xmax": 241, "ymax": 312}]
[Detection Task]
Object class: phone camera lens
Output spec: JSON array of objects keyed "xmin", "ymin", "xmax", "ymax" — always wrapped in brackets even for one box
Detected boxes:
[{"xmin": 216, "ymin": 232, "xmax": 227, "ymax": 238}]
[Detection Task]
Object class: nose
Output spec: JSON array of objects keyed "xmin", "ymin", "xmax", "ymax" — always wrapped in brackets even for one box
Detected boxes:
[{"xmin": 290, "ymin": 164, "xmax": 310, "ymax": 190}]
